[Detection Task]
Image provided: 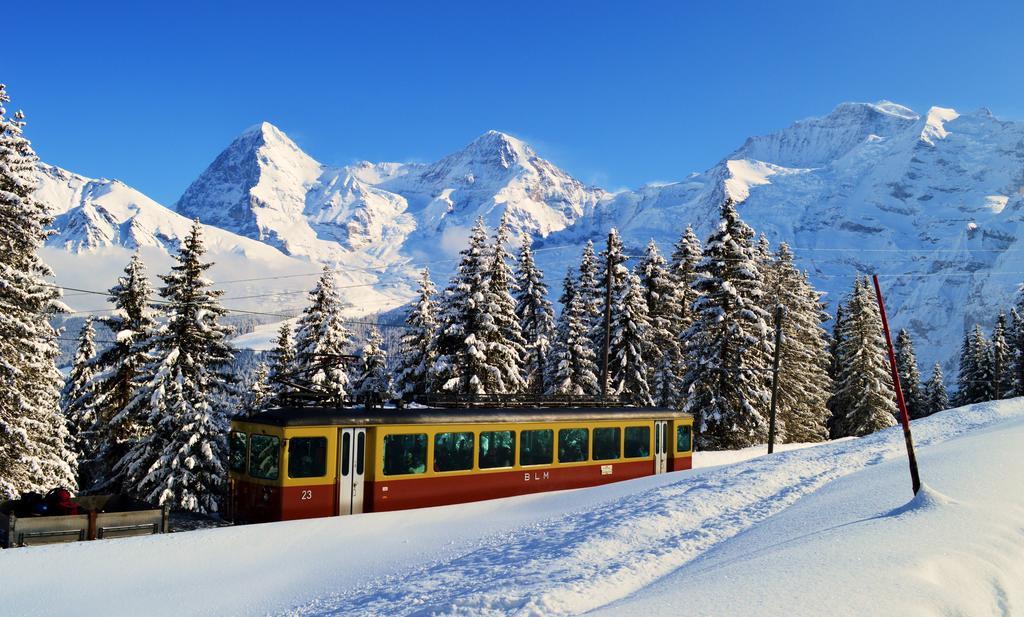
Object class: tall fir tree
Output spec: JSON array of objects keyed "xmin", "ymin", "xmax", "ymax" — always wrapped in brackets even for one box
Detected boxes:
[
  {"xmin": 353, "ymin": 327, "xmax": 394, "ymax": 407},
  {"xmin": 394, "ymin": 269, "xmax": 437, "ymax": 397},
  {"xmin": 609, "ymin": 273, "xmax": 653, "ymax": 405},
  {"xmin": 595, "ymin": 229, "xmax": 630, "ymax": 393},
  {"xmin": 547, "ymin": 272, "xmax": 600, "ymax": 395},
  {"xmin": 765, "ymin": 243, "xmax": 833, "ymax": 442},
  {"xmin": 923, "ymin": 362, "xmax": 949, "ymax": 416},
  {"xmin": 514, "ymin": 235, "xmax": 555, "ymax": 394},
  {"xmin": 669, "ymin": 224, "xmax": 702, "ymax": 333},
  {"xmin": 84, "ymin": 252, "xmax": 156, "ymax": 492},
  {"xmin": 956, "ymin": 324, "xmax": 994, "ymax": 405},
  {"xmin": 293, "ymin": 267, "xmax": 354, "ymax": 404},
  {"xmin": 828, "ymin": 277, "xmax": 898, "ymax": 437},
  {"xmin": 1010, "ymin": 307, "xmax": 1024, "ymax": 397},
  {"xmin": 637, "ymin": 239, "xmax": 684, "ymax": 406},
  {"xmin": 61, "ymin": 318, "xmax": 97, "ymax": 485},
  {"xmin": 577, "ymin": 240, "xmax": 603, "ymax": 351},
  {"xmin": 482, "ymin": 212, "xmax": 528, "ymax": 393},
  {"xmin": 0, "ymin": 85, "xmax": 77, "ymax": 497},
  {"xmin": 681, "ymin": 200, "xmax": 773, "ymax": 449},
  {"xmin": 114, "ymin": 221, "xmax": 234, "ymax": 513},
  {"xmin": 240, "ymin": 362, "xmax": 272, "ymax": 415},
  {"xmin": 894, "ymin": 329, "xmax": 925, "ymax": 419},
  {"xmin": 266, "ymin": 322, "xmax": 296, "ymax": 407},
  {"xmin": 991, "ymin": 311, "xmax": 1014, "ymax": 399}
]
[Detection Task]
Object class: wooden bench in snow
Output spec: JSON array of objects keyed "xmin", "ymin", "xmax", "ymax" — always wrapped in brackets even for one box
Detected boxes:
[{"xmin": 0, "ymin": 495, "xmax": 169, "ymax": 548}]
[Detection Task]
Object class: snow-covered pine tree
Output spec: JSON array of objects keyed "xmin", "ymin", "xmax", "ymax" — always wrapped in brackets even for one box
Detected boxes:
[
  {"xmin": 85, "ymin": 252, "xmax": 156, "ymax": 492},
  {"xmin": 681, "ymin": 200, "xmax": 773, "ymax": 449},
  {"xmin": 991, "ymin": 311, "xmax": 1014, "ymax": 399},
  {"xmin": 1011, "ymin": 308, "xmax": 1024, "ymax": 397},
  {"xmin": 765, "ymin": 243, "xmax": 832, "ymax": 442},
  {"xmin": 481, "ymin": 212, "xmax": 527, "ymax": 393},
  {"xmin": 394, "ymin": 269, "xmax": 437, "ymax": 397},
  {"xmin": 637, "ymin": 239, "xmax": 683, "ymax": 406},
  {"xmin": 114, "ymin": 221, "xmax": 234, "ymax": 513},
  {"xmin": 431, "ymin": 219, "xmax": 491, "ymax": 394},
  {"xmin": 240, "ymin": 362, "xmax": 272, "ymax": 415},
  {"xmin": 956, "ymin": 324, "xmax": 994, "ymax": 405},
  {"xmin": 609, "ymin": 272, "xmax": 653, "ymax": 405},
  {"xmin": 61, "ymin": 318, "xmax": 97, "ymax": 485},
  {"xmin": 293, "ymin": 267, "xmax": 354, "ymax": 405},
  {"xmin": 577, "ymin": 240, "xmax": 603, "ymax": 349},
  {"xmin": 894, "ymin": 329, "xmax": 925, "ymax": 419},
  {"xmin": 547, "ymin": 271, "xmax": 600, "ymax": 395},
  {"xmin": 0, "ymin": 85, "xmax": 77, "ymax": 497},
  {"xmin": 514, "ymin": 235, "xmax": 555, "ymax": 394},
  {"xmin": 669, "ymin": 225, "xmax": 702, "ymax": 333},
  {"xmin": 828, "ymin": 277, "xmax": 898, "ymax": 438},
  {"xmin": 266, "ymin": 322, "xmax": 296, "ymax": 407},
  {"xmin": 923, "ymin": 363, "xmax": 949, "ymax": 416},
  {"xmin": 594, "ymin": 229, "xmax": 630, "ymax": 392},
  {"xmin": 353, "ymin": 327, "xmax": 394, "ymax": 407}
]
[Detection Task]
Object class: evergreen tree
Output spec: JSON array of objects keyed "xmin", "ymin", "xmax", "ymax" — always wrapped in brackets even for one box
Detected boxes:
[
  {"xmin": 482, "ymin": 212, "xmax": 527, "ymax": 393},
  {"xmin": 431, "ymin": 217, "xmax": 525, "ymax": 394},
  {"xmin": 765, "ymin": 243, "xmax": 832, "ymax": 442},
  {"xmin": 637, "ymin": 239, "xmax": 684, "ymax": 406},
  {"xmin": 991, "ymin": 311, "xmax": 1014, "ymax": 399},
  {"xmin": 1010, "ymin": 308, "xmax": 1024, "ymax": 397},
  {"xmin": 609, "ymin": 273, "xmax": 653, "ymax": 405},
  {"xmin": 956, "ymin": 324, "xmax": 994, "ymax": 405},
  {"xmin": 669, "ymin": 224, "xmax": 702, "ymax": 332},
  {"xmin": 266, "ymin": 322, "xmax": 296, "ymax": 407},
  {"xmin": 577, "ymin": 240, "xmax": 603, "ymax": 348},
  {"xmin": 394, "ymin": 269, "xmax": 437, "ymax": 397},
  {"xmin": 923, "ymin": 362, "xmax": 949, "ymax": 416},
  {"xmin": 240, "ymin": 362, "xmax": 272, "ymax": 415},
  {"xmin": 894, "ymin": 329, "xmax": 925, "ymax": 419},
  {"xmin": 514, "ymin": 235, "xmax": 555, "ymax": 394},
  {"xmin": 84, "ymin": 252, "xmax": 156, "ymax": 492},
  {"xmin": 114, "ymin": 221, "xmax": 234, "ymax": 513},
  {"xmin": 548, "ymin": 272, "xmax": 600, "ymax": 395},
  {"xmin": 62, "ymin": 318, "xmax": 97, "ymax": 485},
  {"xmin": 293, "ymin": 267, "xmax": 354, "ymax": 404},
  {"xmin": 353, "ymin": 328, "xmax": 394, "ymax": 407},
  {"xmin": 829, "ymin": 277, "xmax": 898, "ymax": 437},
  {"xmin": 681, "ymin": 200, "xmax": 773, "ymax": 449},
  {"xmin": 594, "ymin": 229, "xmax": 629, "ymax": 392},
  {"xmin": 0, "ymin": 85, "xmax": 77, "ymax": 497}
]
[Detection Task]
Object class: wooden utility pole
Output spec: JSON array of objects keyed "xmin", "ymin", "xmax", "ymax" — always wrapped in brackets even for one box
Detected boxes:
[
  {"xmin": 600, "ymin": 231, "xmax": 613, "ymax": 400},
  {"xmin": 872, "ymin": 275, "xmax": 922, "ymax": 495},
  {"xmin": 767, "ymin": 304, "xmax": 784, "ymax": 454}
]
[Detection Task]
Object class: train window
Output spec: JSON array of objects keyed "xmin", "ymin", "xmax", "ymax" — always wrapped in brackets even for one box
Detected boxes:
[
  {"xmin": 356, "ymin": 432, "xmax": 365, "ymax": 475},
  {"xmin": 249, "ymin": 434, "xmax": 280, "ymax": 480},
  {"xmin": 229, "ymin": 431, "xmax": 247, "ymax": 472},
  {"xmin": 624, "ymin": 426, "xmax": 651, "ymax": 458},
  {"xmin": 341, "ymin": 432, "xmax": 351, "ymax": 476},
  {"xmin": 288, "ymin": 437, "xmax": 327, "ymax": 478},
  {"xmin": 592, "ymin": 427, "xmax": 621, "ymax": 460},
  {"xmin": 434, "ymin": 432, "xmax": 475, "ymax": 472},
  {"xmin": 520, "ymin": 429, "xmax": 554, "ymax": 466},
  {"xmin": 479, "ymin": 431, "xmax": 515, "ymax": 469},
  {"xmin": 558, "ymin": 428, "xmax": 589, "ymax": 463},
  {"xmin": 677, "ymin": 425, "xmax": 692, "ymax": 453},
  {"xmin": 383, "ymin": 433, "xmax": 427, "ymax": 476}
]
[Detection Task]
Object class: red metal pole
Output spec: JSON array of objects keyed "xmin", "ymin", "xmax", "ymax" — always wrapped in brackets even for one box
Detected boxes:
[{"xmin": 872, "ymin": 275, "xmax": 922, "ymax": 495}]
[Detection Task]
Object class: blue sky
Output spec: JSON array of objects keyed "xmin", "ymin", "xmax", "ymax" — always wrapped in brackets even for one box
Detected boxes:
[{"xmin": 6, "ymin": 0, "xmax": 1023, "ymax": 205}]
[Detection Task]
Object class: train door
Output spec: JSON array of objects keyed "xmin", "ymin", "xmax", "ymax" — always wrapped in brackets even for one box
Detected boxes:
[
  {"xmin": 654, "ymin": 421, "xmax": 668, "ymax": 474},
  {"xmin": 337, "ymin": 428, "xmax": 366, "ymax": 515}
]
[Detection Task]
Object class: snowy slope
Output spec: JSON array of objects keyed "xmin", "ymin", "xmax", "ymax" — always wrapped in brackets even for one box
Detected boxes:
[
  {"xmin": 2, "ymin": 399, "xmax": 1021, "ymax": 617},
  {"xmin": 36, "ymin": 102, "xmax": 1024, "ymax": 369}
]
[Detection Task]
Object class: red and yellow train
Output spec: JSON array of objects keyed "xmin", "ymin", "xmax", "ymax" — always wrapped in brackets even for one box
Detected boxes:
[{"xmin": 228, "ymin": 406, "xmax": 693, "ymax": 523}]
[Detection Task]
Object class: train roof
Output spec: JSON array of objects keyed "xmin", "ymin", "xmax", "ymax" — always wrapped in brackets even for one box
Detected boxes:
[{"xmin": 235, "ymin": 406, "xmax": 692, "ymax": 428}]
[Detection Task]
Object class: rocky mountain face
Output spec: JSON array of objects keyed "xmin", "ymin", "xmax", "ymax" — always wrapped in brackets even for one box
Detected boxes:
[{"xmin": 36, "ymin": 102, "xmax": 1024, "ymax": 372}]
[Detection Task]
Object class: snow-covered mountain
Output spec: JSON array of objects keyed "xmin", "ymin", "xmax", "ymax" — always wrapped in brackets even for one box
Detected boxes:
[{"xmin": 35, "ymin": 101, "xmax": 1024, "ymax": 372}]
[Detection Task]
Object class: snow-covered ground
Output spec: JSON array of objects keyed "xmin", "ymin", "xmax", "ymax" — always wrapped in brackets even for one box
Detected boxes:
[{"xmin": 2, "ymin": 399, "xmax": 1022, "ymax": 616}]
